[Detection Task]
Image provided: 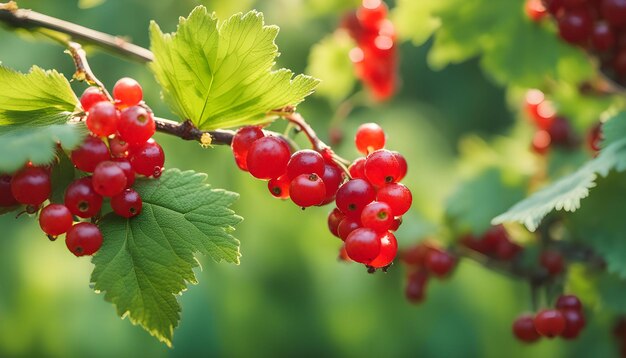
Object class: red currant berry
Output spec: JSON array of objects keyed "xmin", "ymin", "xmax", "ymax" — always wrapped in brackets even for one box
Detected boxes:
[
  {"xmin": 512, "ymin": 314, "xmax": 541, "ymax": 343},
  {"xmin": 556, "ymin": 294, "xmax": 582, "ymax": 311},
  {"xmin": 540, "ymin": 250, "xmax": 565, "ymax": 276},
  {"xmin": 587, "ymin": 122, "xmax": 602, "ymax": 153},
  {"xmin": 532, "ymin": 130, "xmax": 551, "ymax": 155},
  {"xmin": 92, "ymin": 161, "xmax": 127, "ymax": 197},
  {"xmin": 319, "ymin": 163, "xmax": 344, "ymax": 204},
  {"xmin": 39, "ymin": 204, "xmax": 73, "ymax": 236},
  {"xmin": 534, "ymin": 309, "xmax": 566, "ymax": 338},
  {"xmin": 425, "ymin": 249, "xmax": 456, "ymax": 277},
  {"xmin": 614, "ymin": 48, "xmax": 626, "ymax": 76},
  {"xmin": 111, "ymin": 188, "xmax": 142, "ymax": 218},
  {"xmin": 246, "ymin": 136, "xmax": 291, "ymax": 180},
  {"xmin": 337, "ymin": 217, "xmax": 362, "ymax": 241},
  {"xmin": 86, "ymin": 101, "xmax": 119, "ymax": 137},
  {"xmin": 526, "ymin": 0, "xmax": 548, "ymax": 21},
  {"xmin": 495, "ymin": 239, "xmax": 522, "ymax": 260},
  {"xmin": 80, "ymin": 87, "xmax": 108, "ymax": 112},
  {"xmin": 112, "ymin": 158, "xmax": 135, "ymax": 187},
  {"xmin": 64, "ymin": 177, "xmax": 103, "ymax": 218},
  {"xmin": 392, "ymin": 151, "xmax": 407, "ymax": 181},
  {"xmin": 601, "ymin": 0, "xmax": 626, "ymax": 28},
  {"xmin": 338, "ymin": 244, "xmax": 352, "ymax": 262},
  {"xmin": 405, "ymin": 270, "xmax": 429, "ymax": 304},
  {"xmin": 328, "ymin": 208, "xmax": 345, "ymax": 238},
  {"xmin": 0, "ymin": 175, "xmax": 18, "ymax": 207},
  {"xmin": 364, "ymin": 149, "xmax": 401, "ymax": 186},
  {"xmin": 548, "ymin": 117, "xmax": 574, "ymax": 146},
  {"xmin": 560, "ymin": 309, "xmax": 586, "ymax": 339},
  {"xmin": 376, "ymin": 183, "xmax": 412, "ymax": 216},
  {"xmin": 401, "ymin": 243, "xmax": 431, "ymax": 266},
  {"xmin": 268, "ymin": 175, "xmax": 290, "ymax": 199},
  {"xmin": 357, "ymin": 0, "xmax": 388, "ymax": 29},
  {"xmin": 389, "ymin": 216, "xmax": 402, "ymax": 231},
  {"xmin": 109, "ymin": 136, "xmax": 130, "ymax": 158},
  {"xmin": 344, "ymin": 227, "xmax": 382, "ymax": 264},
  {"xmin": 335, "ymin": 179, "xmax": 376, "ymax": 218},
  {"xmin": 558, "ymin": 8, "xmax": 593, "ymax": 44},
  {"xmin": 289, "ymin": 173, "xmax": 326, "ymax": 207},
  {"xmin": 130, "ymin": 139, "xmax": 165, "ymax": 177},
  {"xmin": 231, "ymin": 126, "xmax": 265, "ymax": 171},
  {"xmin": 592, "ymin": 22, "xmax": 616, "ymax": 51},
  {"xmin": 355, "ymin": 122, "xmax": 385, "ymax": 155},
  {"xmin": 71, "ymin": 135, "xmax": 111, "ymax": 172},
  {"xmin": 112, "ymin": 77, "xmax": 143, "ymax": 107},
  {"xmin": 117, "ymin": 106, "xmax": 155, "ymax": 145},
  {"xmin": 348, "ymin": 157, "xmax": 367, "ymax": 179},
  {"xmin": 360, "ymin": 201, "xmax": 393, "ymax": 232},
  {"xmin": 286, "ymin": 150, "xmax": 325, "ymax": 179},
  {"xmin": 10, "ymin": 166, "xmax": 51, "ymax": 205},
  {"xmin": 368, "ymin": 232, "xmax": 398, "ymax": 268},
  {"xmin": 65, "ymin": 222, "xmax": 103, "ymax": 256}
]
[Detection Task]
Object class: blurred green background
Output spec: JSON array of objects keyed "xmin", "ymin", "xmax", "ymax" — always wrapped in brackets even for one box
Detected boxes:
[{"xmin": 0, "ymin": 0, "xmax": 618, "ymax": 357}]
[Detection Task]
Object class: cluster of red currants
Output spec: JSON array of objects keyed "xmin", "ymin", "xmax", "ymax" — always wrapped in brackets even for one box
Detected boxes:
[
  {"xmin": 0, "ymin": 77, "xmax": 164, "ymax": 257},
  {"xmin": 461, "ymin": 225, "xmax": 523, "ymax": 261},
  {"xmin": 524, "ymin": 89, "xmax": 602, "ymax": 155},
  {"xmin": 400, "ymin": 241, "xmax": 457, "ymax": 303},
  {"xmin": 525, "ymin": 0, "xmax": 626, "ymax": 85},
  {"xmin": 328, "ymin": 123, "xmax": 412, "ymax": 271},
  {"xmin": 341, "ymin": 0, "xmax": 398, "ymax": 101},
  {"xmin": 513, "ymin": 294, "xmax": 586, "ymax": 342}
]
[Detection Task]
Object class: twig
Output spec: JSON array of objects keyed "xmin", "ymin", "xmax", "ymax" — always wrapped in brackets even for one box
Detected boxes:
[{"xmin": 67, "ymin": 41, "xmax": 113, "ymax": 101}]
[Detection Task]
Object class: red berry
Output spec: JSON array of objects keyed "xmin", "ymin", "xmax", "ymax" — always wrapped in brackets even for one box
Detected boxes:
[
  {"xmin": 364, "ymin": 149, "xmax": 402, "ymax": 186},
  {"xmin": 513, "ymin": 314, "xmax": 541, "ymax": 343},
  {"xmin": 231, "ymin": 126, "xmax": 265, "ymax": 171},
  {"xmin": 614, "ymin": 48, "xmax": 626, "ymax": 76},
  {"xmin": 348, "ymin": 157, "xmax": 367, "ymax": 179},
  {"xmin": 268, "ymin": 175, "xmax": 290, "ymax": 199},
  {"xmin": 289, "ymin": 174, "xmax": 326, "ymax": 207},
  {"xmin": 86, "ymin": 101, "xmax": 119, "ymax": 137},
  {"xmin": 401, "ymin": 242, "xmax": 431, "ymax": 266},
  {"xmin": 287, "ymin": 150, "xmax": 325, "ymax": 179},
  {"xmin": 560, "ymin": 309, "xmax": 586, "ymax": 339},
  {"xmin": 80, "ymin": 87, "xmax": 108, "ymax": 112},
  {"xmin": 64, "ymin": 177, "xmax": 103, "ymax": 218},
  {"xmin": 0, "ymin": 175, "xmax": 18, "ymax": 207},
  {"xmin": 65, "ymin": 222, "xmax": 103, "ymax": 256},
  {"xmin": 368, "ymin": 232, "xmax": 398, "ymax": 268},
  {"xmin": 376, "ymin": 183, "xmax": 412, "ymax": 216},
  {"xmin": 10, "ymin": 166, "xmax": 50, "ymax": 205},
  {"xmin": 548, "ymin": 117, "xmax": 574, "ymax": 146},
  {"xmin": 111, "ymin": 188, "xmax": 142, "ymax": 218},
  {"xmin": 112, "ymin": 158, "xmax": 136, "ymax": 187},
  {"xmin": 556, "ymin": 294, "xmax": 583, "ymax": 311},
  {"xmin": 319, "ymin": 163, "xmax": 344, "ymax": 204},
  {"xmin": 526, "ymin": 0, "xmax": 548, "ymax": 21},
  {"xmin": 545, "ymin": 0, "xmax": 565, "ymax": 14},
  {"xmin": 389, "ymin": 216, "xmax": 402, "ymax": 231},
  {"xmin": 425, "ymin": 249, "xmax": 456, "ymax": 277},
  {"xmin": 328, "ymin": 208, "xmax": 345, "ymax": 238},
  {"xmin": 337, "ymin": 217, "xmax": 362, "ymax": 241},
  {"xmin": 92, "ymin": 161, "xmax": 127, "ymax": 197},
  {"xmin": 587, "ymin": 122, "xmax": 602, "ymax": 152},
  {"xmin": 392, "ymin": 151, "xmax": 407, "ymax": 181},
  {"xmin": 495, "ymin": 239, "xmax": 522, "ymax": 260},
  {"xmin": 246, "ymin": 137, "xmax": 291, "ymax": 180},
  {"xmin": 357, "ymin": 0, "xmax": 388, "ymax": 29},
  {"xmin": 592, "ymin": 22, "xmax": 616, "ymax": 51},
  {"xmin": 534, "ymin": 309, "xmax": 566, "ymax": 338},
  {"xmin": 39, "ymin": 204, "xmax": 73, "ymax": 236},
  {"xmin": 360, "ymin": 201, "xmax": 394, "ymax": 232},
  {"xmin": 112, "ymin": 77, "xmax": 143, "ymax": 107},
  {"xmin": 540, "ymin": 250, "xmax": 565, "ymax": 276},
  {"xmin": 117, "ymin": 106, "xmax": 155, "ymax": 145},
  {"xmin": 601, "ymin": 0, "xmax": 626, "ymax": 28},
  {"xmin": 344, "ymin": 227, "xmax": 382, "ymax": 264},
  {"xmin": 109, "ymin": 136, "xmax": 130, "ymax": 158},
  {"xmin": 355, "ymin": 122, "xmax": 386, "ymax": 155},
  {"xmin": 71, "ymin": 136, "xmax": 111, "ymax": 172},
  {"xmin": 532, "ymin": 130, "xmax": 552, "ymax": 155},
  {"xmin": 335, "ymin": 179, "xmax": 376, "ymax": 218},
  {"xmin": 130, "ymin": 139, "xmax": 165, "ymax": 177},
  {"xmin": 405, "ymin": 270, "xmax": 429, "ymax": 303},
  {"xmin": 558, "ymin": 8, "xmax": 593, "ymax": 44}
]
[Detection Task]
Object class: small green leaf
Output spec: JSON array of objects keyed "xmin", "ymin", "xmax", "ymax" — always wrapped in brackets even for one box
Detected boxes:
[
  {"xmin": 149, "ymin": 7, "xmax": 320, "ymax": 130},
  {"xmin": 494, "ymin": 112, "xmax": 626, "ymax": 231},
  {"xmin": 446, "ymin": 168, "xmax": 526, "ymax": 235},
  {"xmin": 392, "ymin": 0, "xmax": 441, "ymax": 46},
  {"xmin": 50, "ymin": 150, "xmax": 76, "ymax": 203},
  {"xmin": 91, "ymin": 169, "xmax": 242, "ymax": 346},
  {"xmin": 306, "ymin": 30, "xmax": 356, "ymax": 104}
]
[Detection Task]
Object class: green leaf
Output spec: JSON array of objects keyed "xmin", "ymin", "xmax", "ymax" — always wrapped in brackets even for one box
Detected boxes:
[
  {"xmin": 91, "ymin": 169, "xmax": 242, "ymax": 346},
  {"xmin": 493, "ymin": 112, "xmax": 626, "ymax": 231},
  {"xmin": 446, "ymin": 168, "xmax": 526, "ymax": 235},
  {"xmin": 149, "ymin": 7, "xmax": 320, "ymax": 130},
  {"xmin": 0, "ymin": 65, "xmax": 83, "ymax": 172},
  {"xmin": 50, "ymin": 150, "xmax": 76, "ymax": 203},
  {"xmin": 391, "ymin": 0, "xmax": 441, "ymax": 46},
  {"xmin": 306, "ymin": 30, "xmax": 356, "ymax": 104}
]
